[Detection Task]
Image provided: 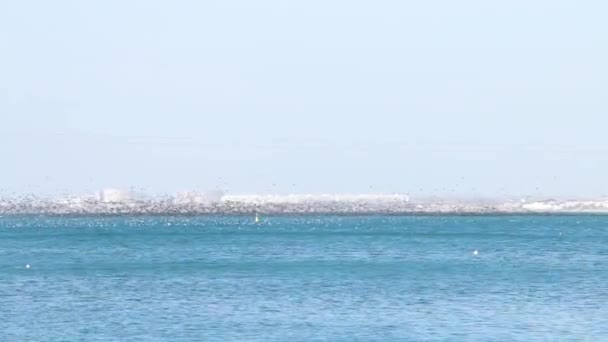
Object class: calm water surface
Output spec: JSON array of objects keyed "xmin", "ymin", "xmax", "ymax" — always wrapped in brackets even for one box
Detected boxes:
[{"xmin": 1, "ymin": 215, "xmax": 608, "ymax": 341}]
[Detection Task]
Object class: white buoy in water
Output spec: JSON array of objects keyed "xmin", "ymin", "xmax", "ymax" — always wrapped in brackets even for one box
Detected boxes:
[
  {"xmin": 255, "ymin": 213, "xmax": 260, "ymax": 223},
  {"xmin": 25, "ymin": 264, "xmax": 31, "ymax": 269},
  {"xmin": 472, "ymin": 249, "xmax": 479, "ymax": 256}
]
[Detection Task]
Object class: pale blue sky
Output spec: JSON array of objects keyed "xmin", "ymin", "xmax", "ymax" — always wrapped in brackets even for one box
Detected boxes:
[{"xmin": 1, "ymin": 1, "xmax": 606, "ymax": 197}]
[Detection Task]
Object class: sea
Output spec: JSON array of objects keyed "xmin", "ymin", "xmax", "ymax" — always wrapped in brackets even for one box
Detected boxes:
[{"xmin": 1, "ymin": 215, "xmax": 607, "ymax": 341}]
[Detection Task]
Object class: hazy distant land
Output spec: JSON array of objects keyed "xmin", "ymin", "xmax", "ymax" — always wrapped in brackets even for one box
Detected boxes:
[{"xmin": 1, "ymin": 190, "xmax": 608, "ymax": 215}]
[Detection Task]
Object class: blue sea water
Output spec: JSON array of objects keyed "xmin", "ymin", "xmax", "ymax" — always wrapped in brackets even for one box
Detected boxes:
[{"xmin": 2, "ymin": 215, "xmax": 608, "ymax": 341}]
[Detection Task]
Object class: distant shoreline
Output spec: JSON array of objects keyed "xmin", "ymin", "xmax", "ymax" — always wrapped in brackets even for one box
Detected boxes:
[
  {"xmin": 2, "ymin": 194, "xmax": 608, "ymax": 216},
  {"xmin": 2, "ymin": 207, "xmax": 608, "ymax": 216},
  {"xmin": 2, "ymin": 212, "xmax": 608, "ymax": 217}
]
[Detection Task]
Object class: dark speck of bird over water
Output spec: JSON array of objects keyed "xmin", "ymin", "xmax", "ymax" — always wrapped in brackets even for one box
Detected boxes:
[{"xmin": 2, "ymin": 215, "xmax": 608, "ymax": 340}]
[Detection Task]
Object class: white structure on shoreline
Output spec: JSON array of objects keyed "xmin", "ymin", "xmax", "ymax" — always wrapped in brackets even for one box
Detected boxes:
[{"xmin": 98, "ymin": 189, "xmax": 132, "ymax": 203}]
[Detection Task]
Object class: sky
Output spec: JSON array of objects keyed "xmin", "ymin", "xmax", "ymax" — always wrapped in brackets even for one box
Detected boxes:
[{"xmin": 0, "ymin": 0, "xmax": 607, "ymax": 197}]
